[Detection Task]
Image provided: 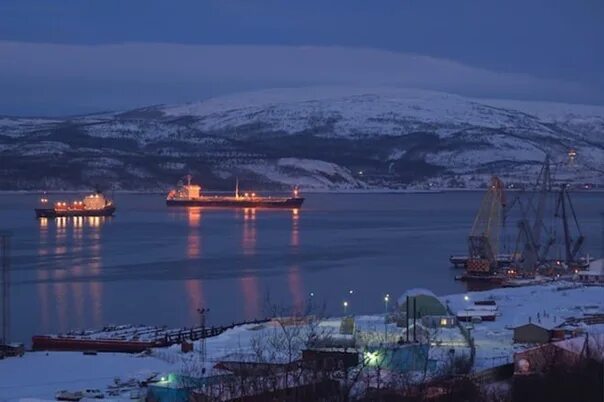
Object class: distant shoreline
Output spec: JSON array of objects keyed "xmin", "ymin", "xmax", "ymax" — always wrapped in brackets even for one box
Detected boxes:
[{"xmin": 0, "ymin": 188, "xmax": 602, "ymax": 195}]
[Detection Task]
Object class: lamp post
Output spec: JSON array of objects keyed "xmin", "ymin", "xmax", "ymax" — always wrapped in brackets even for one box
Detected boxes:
[
  {"xmin": 384, "ymin": 294, "xmax": 390, "ymax": 342},
  {"xmin": 343, "ymin": 301, "xmax": 348, "ymax": 315}
]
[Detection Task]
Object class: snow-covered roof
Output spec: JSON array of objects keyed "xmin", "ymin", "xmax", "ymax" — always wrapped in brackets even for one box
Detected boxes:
[
  {"xmin": 457, "ymin": 310, "xmax": 497, "ymax": 318},
  {"xmin": 397, "ymin": 288, "xmax": 438, "ymax": 305},
  {"xmin": 513, "ymin": 319, "xmax": 560, "ymax": 331},
  {"xmin": 554, "ymin": 333, "xmax": 604, "ymax": 362}
]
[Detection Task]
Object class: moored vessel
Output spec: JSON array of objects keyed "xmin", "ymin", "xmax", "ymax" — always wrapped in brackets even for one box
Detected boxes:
[
  {"xmin": 35, "ymin": 191, "xmax": 116, "ymax": 218},
  {"xmin": 166, "ymin": 176, "xmax": 304, "ymax": 209}
]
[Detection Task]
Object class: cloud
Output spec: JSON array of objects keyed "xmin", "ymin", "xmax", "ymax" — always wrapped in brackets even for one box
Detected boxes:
[{"xmin": 0, "ymin": 41, "xmax": 600, "ymax": 115}]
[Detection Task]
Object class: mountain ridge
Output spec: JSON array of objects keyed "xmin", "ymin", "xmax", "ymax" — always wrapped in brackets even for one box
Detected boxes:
[{"xmin": 1, "ymin": 86, "xmax": 602, "ymax": 191}]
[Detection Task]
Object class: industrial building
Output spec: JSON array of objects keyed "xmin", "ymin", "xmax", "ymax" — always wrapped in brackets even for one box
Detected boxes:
[{"xmin": 513, "ymin": 322, "xmax": 555, "ymax": 344}]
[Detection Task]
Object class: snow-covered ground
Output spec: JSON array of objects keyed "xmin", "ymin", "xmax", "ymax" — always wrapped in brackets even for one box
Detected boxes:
[
  {"xmin": 1, "ymin": 283, "xmax": 602, "ymax": 399},
  {"xmin": 0, "ymin": 352, "xmax": 172, "ymax": 400},
  {"xmin": 443, "ymin": 283, "xmax": 604, "ymax": 370}
]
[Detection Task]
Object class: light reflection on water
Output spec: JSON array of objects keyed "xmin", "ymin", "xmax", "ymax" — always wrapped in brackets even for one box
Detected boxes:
[
  {"xmin": 3, "ymin": 192, "xmax": 602, "ymax": 342},
  {"xmin": 241, "ymin": 208, "xmax": 260, "ymax": 319},
  {"xmin": 185, "ymin": 208, "xmax": 204, "ymax": 322},
  {"xmin": 36, "ymin": 216, "xmax": 107, "ymax": 333}
]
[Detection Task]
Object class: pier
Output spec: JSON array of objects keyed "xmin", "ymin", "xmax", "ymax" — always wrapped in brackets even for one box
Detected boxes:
[{"xmin": 32, "ymin": 318, "xmax": 270, "ymax": 353}]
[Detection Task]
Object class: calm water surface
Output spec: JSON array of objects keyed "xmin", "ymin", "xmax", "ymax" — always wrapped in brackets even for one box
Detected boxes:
[{"xmin": 1, "ymin": 192, "xmax": 602, "ymax": 343}]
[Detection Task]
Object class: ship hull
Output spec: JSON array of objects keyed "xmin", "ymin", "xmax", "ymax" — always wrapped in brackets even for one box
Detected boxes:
[
  {"xmin": 35, "ymin": 206, "xmax": 116, "ymax": 218},
  {"xmin": 166, "ymin": 197, "xmax": 304, "ymax": 209}
]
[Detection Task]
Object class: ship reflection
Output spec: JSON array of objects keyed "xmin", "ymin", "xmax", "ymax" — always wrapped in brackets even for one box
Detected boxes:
[
  {"xmin": 185, "ymin": 280, "xmax": 205, "ymax": 323},
  {"xmin": 70, "ymin": 219, "xmax": 85, "ymax": 329},
  {"xmin": 185, "ymin": 208, "xmax": 205, "ymax": 321},
  {"xmin": 36, "ymin": 214, "xmax": 105, "ymax": 333},
  {"xmin": 38, "ymin": 216, "xmax": 108, "ymax": 229},
  {"xmin": 240, "ymin": 275, "xmax": 260, "ymax": 320},
  {"xmin": 36, "ymin": 247, "xmax": 50, "ymax": 331},
  {"xmin": 242, "ymin": 208, "xmax": 257, "ymax": 256},
  {"xmin": 291, "ymin": 209, "xmax": 300, "ymax": 248},
  {"xmin": 187, "ymin": 208, "xmax": 202, "ymax": 258},
  {"xmin": 240, "ymin": 208, "xmax": 260, "ymax": 319},
  {"xmin": 287, "ymin": 265, "xmax": 304, "ymax": 315},
  {"xmin": 52, "ymin": 265, "xmax": 68, "ymax": 332},
  {"xmin": 89, "ymin": 242, "xmax": 103, "ymax": 328}
]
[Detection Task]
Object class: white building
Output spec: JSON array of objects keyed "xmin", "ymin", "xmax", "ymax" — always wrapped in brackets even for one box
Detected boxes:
[{"xmin": 577, "ymin": 259, "xmax": 604, "ymax": 284}]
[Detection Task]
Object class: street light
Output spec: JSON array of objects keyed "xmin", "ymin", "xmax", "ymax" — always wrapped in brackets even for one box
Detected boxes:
[
  {"xmin": 343, "ymin": 301, "xmax": 349, "ymax": 315},
  {"xmin": 464, "ymin": 295, "xmax": 470, "ymax": 302},
  {"xmin": 349, "ymin": 289, "xmax": 354, "ymax": 295},
  {"xmin": 384, "ymin": 294, "xmax": 390, "ymax": 342}
]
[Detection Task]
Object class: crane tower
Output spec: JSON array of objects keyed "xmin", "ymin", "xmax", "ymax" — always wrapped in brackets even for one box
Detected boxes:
[{"xmin": 467, "ymin": 177, "xmax": 506, "ymax": 274}]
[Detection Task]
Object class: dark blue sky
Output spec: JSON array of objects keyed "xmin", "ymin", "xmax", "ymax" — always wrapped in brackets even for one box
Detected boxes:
[{"xmin": 1, "ymin": 0, "xmax": 603, "ymax": 114}]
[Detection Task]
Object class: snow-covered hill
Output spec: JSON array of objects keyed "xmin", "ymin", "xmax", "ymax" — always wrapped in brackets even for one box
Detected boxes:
[{"xmin": 1, "ymin": 87, "xmax": 603, "ymax": 190}]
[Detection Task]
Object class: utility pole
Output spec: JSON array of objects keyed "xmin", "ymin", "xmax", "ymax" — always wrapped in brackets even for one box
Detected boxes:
[
  {"xmin": 1, "ymin": 232, "xmax": 10, "ymax": 345},
  {"xmin": 197, "ymin": 307, "xmax": 210, "ymax": 367}
]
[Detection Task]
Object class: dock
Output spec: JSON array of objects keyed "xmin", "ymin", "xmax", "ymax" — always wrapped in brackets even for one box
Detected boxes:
[{"xmin": 32, "ymin": 319, "xmax": 270, "ymax": 353}]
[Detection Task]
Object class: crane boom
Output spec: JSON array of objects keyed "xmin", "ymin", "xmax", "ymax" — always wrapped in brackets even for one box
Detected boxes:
[{"xmin": 467, "ymin": 177, "xmax": 506, "ymax": 274}]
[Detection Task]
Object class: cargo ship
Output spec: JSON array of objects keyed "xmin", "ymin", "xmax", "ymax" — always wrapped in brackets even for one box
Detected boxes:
[
  {"xmin": 35, "ymin": 192, "xmax": 116, "ymax": 218},
  {"xmin": 166, "ymin": 176, "xmax": 304, "ymax": 209}
]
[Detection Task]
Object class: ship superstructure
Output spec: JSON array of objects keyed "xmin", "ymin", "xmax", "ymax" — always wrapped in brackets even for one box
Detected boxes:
[
  {"xmin": 35, "ymin": 192, "xmax": 116, "ymax": 218},
  {"xmin": 166, "ymin": 176, "xmax": 304, "ymax": 209}
]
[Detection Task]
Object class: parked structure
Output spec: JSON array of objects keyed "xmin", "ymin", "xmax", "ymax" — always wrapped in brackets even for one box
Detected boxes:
[
  {"xmin": 513, "ymin": 322, "xmax": 555, "ymax": 344},
  {"xmin": 576, "ymin": 259, "xmax": 604, "ymax": 284},
  {"xmin": 396, "ymin": 288, "xmax": 448, "ymax": 318}
]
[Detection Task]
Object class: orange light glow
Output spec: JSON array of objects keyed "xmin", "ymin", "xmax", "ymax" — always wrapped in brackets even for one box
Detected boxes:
[
  {"xmin": 185, "ymin": 280, "xmax": 205, "ymax": 322},
  {"xmin": 242, "ymin": 209, "xmax": 256, "ymax": 255},
  {"xmin": 89, "ymin": 242, "xmax": 103, "ymax": 327},
  {"xmin": 187, "ymin": 208, "xmax": 202, "ymax": 227},
  {"xmin": 291, "ymin": 209, "xmax": 299, "ymax": 247},
  {"xmin": 240, "ymin": 275, "xmax": 260, "ymax": 320},
  {"xmin": 288, "ymin": 265, "xmax": 304, "ymax": 314}
]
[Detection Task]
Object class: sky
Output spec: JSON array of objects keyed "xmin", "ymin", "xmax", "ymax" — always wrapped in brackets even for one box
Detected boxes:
[{"xmin": 0, "ymin": 0, "xmax": 602, "ymax": 115}]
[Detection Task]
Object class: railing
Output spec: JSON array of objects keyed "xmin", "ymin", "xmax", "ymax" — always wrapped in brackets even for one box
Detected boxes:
[
  {"xmin": 446, "ymin": 303, "xmax": 476, "ymax": 368},
  {"xmin": 159, "ymin": 318, "xmax": 271, "ymax": 346}
]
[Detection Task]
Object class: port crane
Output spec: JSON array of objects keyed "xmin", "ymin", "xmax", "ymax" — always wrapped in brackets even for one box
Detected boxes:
[
  {"xmin": 511, "ymin": 155, "xmax": 586, "ymax": 273},
  {"xmin": 467, "ymin": 176, "xmax": 506, "ymax": 274},
  {"xmin": 514, "ymin": 155, "xmax": 552, "ymax": 272}
]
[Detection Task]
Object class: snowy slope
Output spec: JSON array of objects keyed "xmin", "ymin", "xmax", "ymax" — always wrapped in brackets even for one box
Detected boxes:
[{"xmin": 1, "ymin": 87, "xmax": 603, "ymax": 190}]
